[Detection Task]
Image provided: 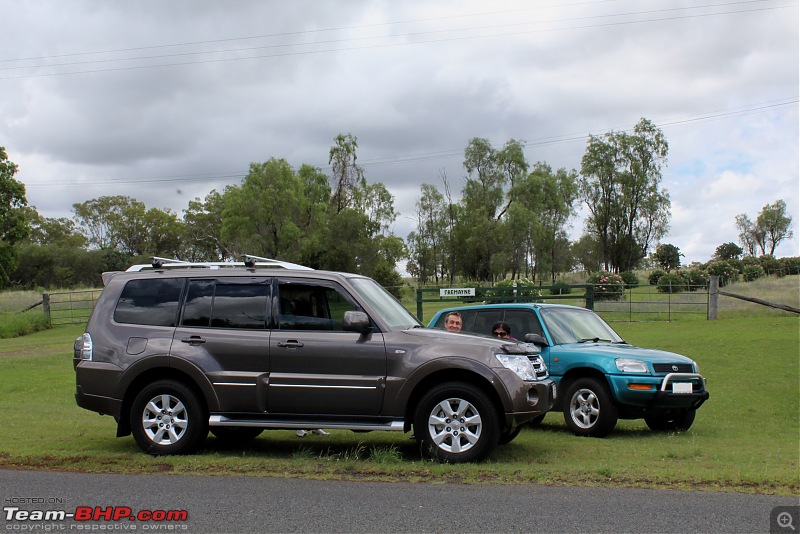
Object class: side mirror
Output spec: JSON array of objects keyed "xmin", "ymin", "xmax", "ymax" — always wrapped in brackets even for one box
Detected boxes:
[
  {"xmin": 343, "ymin": 311, "xmax": 372, "ymax": 335},
  {"xmin": 524, "ymin": 333, "xmax": 548, "ymax": 347}
]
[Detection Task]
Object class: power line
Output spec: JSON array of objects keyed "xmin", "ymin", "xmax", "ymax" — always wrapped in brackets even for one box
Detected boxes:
[
  {"xmin": 21, "ymin": 97, "xmax": 798, "ymax": 189},
  {"xmin": 1, "ymin": 1, "xmax": 795, "ymax": 79}
]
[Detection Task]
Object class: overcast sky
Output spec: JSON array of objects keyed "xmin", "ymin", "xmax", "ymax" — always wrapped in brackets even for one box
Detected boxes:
[{"xmin": 1, "ymin": 0, "xmax": 798, "ymax": 267}]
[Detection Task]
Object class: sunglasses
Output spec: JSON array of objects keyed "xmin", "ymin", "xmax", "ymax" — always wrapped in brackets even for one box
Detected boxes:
[{"xmin": 492, "ymin": 330, "xmax": 508, "ymax": 338}]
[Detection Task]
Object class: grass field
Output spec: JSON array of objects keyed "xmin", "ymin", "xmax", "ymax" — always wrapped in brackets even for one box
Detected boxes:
[{"xmin": 0, "ymin": 316, "xmax": 797, "ymax": 495}]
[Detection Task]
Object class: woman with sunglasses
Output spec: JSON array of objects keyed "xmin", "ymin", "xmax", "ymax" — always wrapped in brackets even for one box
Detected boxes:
[{"xmin": 491, "ymin": 321, "xmax": 516, "ymax": 341}]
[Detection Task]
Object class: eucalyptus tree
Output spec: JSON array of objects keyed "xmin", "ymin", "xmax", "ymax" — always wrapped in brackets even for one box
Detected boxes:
[
  {"xmin": 511, "ymin": 162, "xmax": 578, "ymax": 282},
  {"xmin": 221, "ymin": 158, "xmax": 310, "ymax": 262},
  {"xmin": 329, "ymin": 133, "xmax": 365, "ymax": 214},
  {"xmin": 736, "ymin": 200, "xmax": 794, "ymax": 257},
  {"xmin": 182, "ymin": 190, "xmax": 231, "ymax": 261},
  {"xmin": 458, "ymin": 138, "xmax": 528, "ymax": 281},
  {"xmin": 0, "ymin": 146, "xmax": 28, "ymax": 287},
  {"xmin": 407, "ymin": 183, "xmax": 449, "ymax": 284},
  {"xmin": 580, "ymin": 118, "xmax": 670, "ymax": 272}
]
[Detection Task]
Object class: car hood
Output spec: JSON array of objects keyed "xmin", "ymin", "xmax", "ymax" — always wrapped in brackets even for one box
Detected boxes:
[
  {"xmin": 402, "ymin": 327, "xmax": 502, "ymax": 345},
  {"xmin": 555, "ymin": 342, "xmax": 694, "ymax": 363}
]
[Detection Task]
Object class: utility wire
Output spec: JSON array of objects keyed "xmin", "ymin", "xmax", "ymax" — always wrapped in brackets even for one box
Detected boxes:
[{"xmin": 21, "ymin": 97, "xmax": 798, "ymax": 188}]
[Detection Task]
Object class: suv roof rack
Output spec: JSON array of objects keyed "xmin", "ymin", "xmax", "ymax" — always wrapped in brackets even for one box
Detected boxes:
[{"xmin": 126, "ymin": 255, "xmax": 313, "ymax": 272}]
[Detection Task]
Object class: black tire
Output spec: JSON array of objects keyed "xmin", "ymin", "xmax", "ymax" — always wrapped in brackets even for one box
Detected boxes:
[
  {"xmin": 562, "ymin": 377, "xmax": 618, "ymax": 438},
  {"xmin": 527, "ymin": 413, "xmax": 546, "ymax": 428},
  {"xmin": 210, "ymin": 427, "xmax": 264, "ymax": 442},
  {"xmin": 498, "ymin": 425, "xmax": 523, "ymax": 446},
  {"xmin": 644, "ymin": 409, "xmax": 696, "ymax": 432},
  {"xmin": 130, "ymin": 380, "xmax": 208, "ymax": 455},
  {"xmin": 414, "ymin": 381, "xmax": 499, "ymax": 463}
]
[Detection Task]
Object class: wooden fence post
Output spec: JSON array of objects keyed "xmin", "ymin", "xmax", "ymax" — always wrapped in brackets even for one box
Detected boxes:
[
  {"xmin": 42, "ymin": 293, "xmax": 51, "ymax": 326},
  {"xmin": 708, "ymin": 276, "xmax": 719, "ymax": 320}
]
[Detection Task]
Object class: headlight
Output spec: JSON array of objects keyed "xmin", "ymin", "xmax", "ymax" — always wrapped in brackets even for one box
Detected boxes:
[
  {"xmin": 615, "ymin": 358, "xmax": 648, "ymax": 373},
  {"xmin": 496, "ymin": 354, "xmax": 538, "ymax": 381}
]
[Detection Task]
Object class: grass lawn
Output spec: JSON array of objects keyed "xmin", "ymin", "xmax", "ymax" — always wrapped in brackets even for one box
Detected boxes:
[{"xmin": 0, "ymin": 317, "xmax": 797, "ymax": 495}]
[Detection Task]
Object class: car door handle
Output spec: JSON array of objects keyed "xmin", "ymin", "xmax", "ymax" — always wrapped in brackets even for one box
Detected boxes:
[
  {"xmin": 276, "ymin": 340, "xmax": 304, "ymax": 348},
  {"xmin": 180, "ymin": 336, "xmax": 206, "ymax": 345}
]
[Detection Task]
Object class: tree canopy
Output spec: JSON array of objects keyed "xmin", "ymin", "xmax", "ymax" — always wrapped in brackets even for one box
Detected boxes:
[{"xmin": 579, "ymin": 118, "xmax": 670, "ymax": 273}]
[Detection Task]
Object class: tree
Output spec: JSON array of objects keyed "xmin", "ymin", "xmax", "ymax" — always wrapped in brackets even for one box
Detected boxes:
[
  {"xmin": 182, "ymin": 190, "xmax": 231, "ymax": 261},
  {"xmin": 511, "ymin": 162, "xmax": 578, "ymax": 282},
  {"xmin": 736, "ymin": 200, "xmax": 794, "ymax": 257},
  {"xmin": 0, "ymin": 147, "xmax": 29, "ymax": 287},
  {"xmin": 714, "ymin": 242, "xmax": 743, "ymax": 261},
  {"xmin": 407, "ymin": 183, "xmax": 449, "ymax": 284},
  {"xmin": 654, "ymin": 243, "xmax": 682, "ymax": 272},
  {"xmin": 755, "ymin": 200, "xmax": 793, "ymax": 256},
  {"xmin": 26, "ymin": 211, "xmax": 87, "ymax": 248},
  {"xmin": 220, "ymin": 158, "xmax": 309, "ymax": 262},
  {"xmin": 579, "ymin": 118, "xmax": 670, "ymax": 272},
  {"xmin": 329, "ymin": 133, "xmax": 365, "ymax": 214}
]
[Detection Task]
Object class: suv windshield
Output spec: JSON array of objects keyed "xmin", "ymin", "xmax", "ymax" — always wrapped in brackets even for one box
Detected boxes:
[
  {"xmin": 540, "ymin": 307, "xmax": 623, "ymax": 345},
  {"xmin": 349, "ymin": 277, "xmax": 420, "ymax": 330}
]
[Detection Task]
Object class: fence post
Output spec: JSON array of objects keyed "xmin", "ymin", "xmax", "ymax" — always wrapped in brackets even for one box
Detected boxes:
[
  {"xmin": 708, "ymin": 275, "xmax": 719, "ymax": 320},
  {"xmin": 585, "ymin": 285, "xmax": 594, "ymax": 310},
  {"xmin": 42, "ymin": 293, "xmax": 51, "ymax": 326},
  {"xmin": 416, "ymin": 288, "xmax": 424, "ymax": 322}
]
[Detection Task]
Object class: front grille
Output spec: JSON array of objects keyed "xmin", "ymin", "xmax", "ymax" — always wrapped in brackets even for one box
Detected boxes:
[
  {"xmin": 527, "ymin": 355, "xmax": 549, "ymax": 379},
  {"xmin": 653, "ymin": 363, "xmax": 694, "ymax": 374}
]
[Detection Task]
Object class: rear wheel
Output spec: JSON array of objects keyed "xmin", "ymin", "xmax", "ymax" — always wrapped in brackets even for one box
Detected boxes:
[
  {"xmin": 645, "ymin": 409, "xmax": 696, "ymax": 432},
  {"xmin": 414, "ymin": 382, "xmax": 499, "ymax": 462},
  {"xmin": 562, "ymin": 377, "xmax": 618, "ymax": 438},
  {"xmin": 130, "ymin": 380, "xmax": 207, "ymax": 455}
]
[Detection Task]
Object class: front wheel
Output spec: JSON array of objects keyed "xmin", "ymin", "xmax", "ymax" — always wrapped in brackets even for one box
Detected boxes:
[
  {"xmin": 130, "ymin": 380, "xmax": 208, "ymax": 455},
  {"xmin": 645, "ymin": 409, "xmax": 696, "ymax": 432},
  {"xmin": 562, "ymin": 377, "xmax": 618, "ymax": 438},
  {"xmin": 414, "ymin": 382, "xmax": 499, "ymax": 462}
]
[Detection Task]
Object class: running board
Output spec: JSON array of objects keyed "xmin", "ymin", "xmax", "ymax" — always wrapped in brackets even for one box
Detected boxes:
[{"xmin": 209, "ymin": 415, "xmax": 405, "ymax": 432}]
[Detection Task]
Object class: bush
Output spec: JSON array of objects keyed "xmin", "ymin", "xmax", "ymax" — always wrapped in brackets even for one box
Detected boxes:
[
  {"xmin": 620, "ymin": 271, "xmax": 640, "ymax": 289},
  {"xmin": 779, "ymin": 257, "xmax": 800, "ymax": 275},
  {"xmin": 648, "ymin": 269, "xmax": 666, "ymax": 286},
  {"xmin": 680, "ymin": 269, "xmax": 709, "ymax": 291},
  {"xmin": 485, "ymin": 278, "xmax": 542, "ymax": 303},
  {"xmin": 657, "ymin": 273, "xmax": 685, "ymax": 293},
  {"xmin": 758, "ymin": 255, "xmax": 781, "ymax": 276},
  {"xmin": 704, "ymin": 260, "xmax": 740, "ymax": 287},
  {"xmin": 588, "ymin": 271, "xmax": 625, "ymax": 301},
  {"xmin": 742, "ymin": 265, "xmax": 765, "ymax": 282},
  {"xmin": 550, "ymin": 279, "xmax": 572, "ymax": 295}
]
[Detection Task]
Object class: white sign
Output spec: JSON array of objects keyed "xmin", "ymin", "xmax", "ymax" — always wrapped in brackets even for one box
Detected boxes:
[{"xmin": 440, "ymin": 288, "xmax": 476, "ymax": 297}]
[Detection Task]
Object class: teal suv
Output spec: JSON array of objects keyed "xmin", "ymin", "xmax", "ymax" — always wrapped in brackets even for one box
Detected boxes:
[{"xmin": 429, "ymin": 303, "xmax": 709, "ymax": 437}]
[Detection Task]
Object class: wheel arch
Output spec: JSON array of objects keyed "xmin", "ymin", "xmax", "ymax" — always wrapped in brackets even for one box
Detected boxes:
[
  {"xmin": 557, "ymin": 367, "xmax": 609, "ymax": 410},
  {"xmin": 117, "ymin": 367, "xmax": 214, "ymax": 437},
  {"xmin": 402, "ymin": 369, "xmax": 507, "ymax": 433}
]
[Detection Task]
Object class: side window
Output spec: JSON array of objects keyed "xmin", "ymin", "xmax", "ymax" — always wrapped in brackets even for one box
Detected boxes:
[
  {"xmin": 278, "ymin": 281, "xmax": 357, "ymax": 331},
  {"xmin": 503, "ymin": 309, "xmax": 544, "ymax": 338},
  {"xmin": 180, "ymin": 278, "xmax": 270, "ymax": 330},
  {"xmin": 114, "ymin": 278, "xmax": 184, "ymax": 327},
  {"xmin": 469, "ymin": 310, "xmax": 502, "ymax": 335}
]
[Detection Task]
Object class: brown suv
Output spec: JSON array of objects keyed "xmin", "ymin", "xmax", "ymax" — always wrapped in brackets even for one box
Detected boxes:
[{"xmin": 73, "ymin": 258, "xmax": 555, "ymax": 462}]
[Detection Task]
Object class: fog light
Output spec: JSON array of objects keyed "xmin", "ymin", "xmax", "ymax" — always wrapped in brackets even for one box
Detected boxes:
[{"xmin": 627, "ymin": 383, "xmax": 653, "ymax": 391}]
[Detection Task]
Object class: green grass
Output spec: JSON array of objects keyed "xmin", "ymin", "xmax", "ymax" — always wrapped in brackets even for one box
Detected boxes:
[{"xmin": 0, "ymin": 319, "xmax": 797, "ymax": 495}]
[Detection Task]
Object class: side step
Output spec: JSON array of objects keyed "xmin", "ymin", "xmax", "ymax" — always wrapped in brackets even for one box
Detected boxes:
[{"xmin": 209, "ymin": 415, "xmax": 405, "ymax": 432}]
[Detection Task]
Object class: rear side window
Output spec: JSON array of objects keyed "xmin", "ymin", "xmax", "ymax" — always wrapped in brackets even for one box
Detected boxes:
[
  {"xmin": 114, "ymin": 278, "xmax": 184, "ymax": 327},
  {"xmin": 181, "ymin": 278, "xmax": 270, "ymax": 330}
]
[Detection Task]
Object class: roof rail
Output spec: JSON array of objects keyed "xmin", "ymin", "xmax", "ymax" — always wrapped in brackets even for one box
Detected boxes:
[{"xmin": 126, "ymin": 255, "xmax": 313, "ymax": 272}]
